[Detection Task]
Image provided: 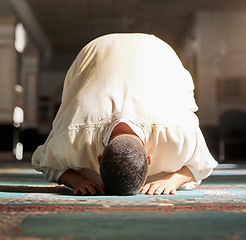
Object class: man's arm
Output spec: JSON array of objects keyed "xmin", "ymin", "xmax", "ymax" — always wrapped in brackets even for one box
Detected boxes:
[
  {"xmin": 58, "ymin": 169, "xmax": 104, "ymax": 195},
  {"xmin": 141, "ymin": 166, "xmax": 195, "ymax": 195}
]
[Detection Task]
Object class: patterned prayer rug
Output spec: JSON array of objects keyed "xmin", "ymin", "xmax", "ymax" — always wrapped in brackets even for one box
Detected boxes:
[{"xmin": 0, "ymin": 165, "xmax": 246, "ymax": 239}]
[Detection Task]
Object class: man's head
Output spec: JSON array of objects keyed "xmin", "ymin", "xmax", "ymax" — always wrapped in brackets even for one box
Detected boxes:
[{"xmin": 99, "ymin": 135, "xmax": 150, "ymax": 196}]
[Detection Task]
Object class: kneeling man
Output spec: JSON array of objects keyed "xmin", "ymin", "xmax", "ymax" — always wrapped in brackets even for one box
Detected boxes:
[{"xmin": 32, "ymin": 33, "xmax": 218, "ymax": 196}]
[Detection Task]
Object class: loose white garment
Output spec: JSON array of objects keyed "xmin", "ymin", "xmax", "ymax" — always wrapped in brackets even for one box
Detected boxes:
[{"xmin": 32, "ymin": 33, "xmax": 218, "ymax": 184}]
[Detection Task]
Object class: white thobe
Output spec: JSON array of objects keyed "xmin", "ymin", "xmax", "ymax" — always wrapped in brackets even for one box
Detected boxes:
[{"xmin": 32, "ymin": 33, "xmax": 218, "ymax": 186}]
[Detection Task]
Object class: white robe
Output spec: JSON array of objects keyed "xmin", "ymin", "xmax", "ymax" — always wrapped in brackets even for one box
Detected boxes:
[{"xmin": 32, "ymin": 33, "xmax": 218, "ymax": 185}]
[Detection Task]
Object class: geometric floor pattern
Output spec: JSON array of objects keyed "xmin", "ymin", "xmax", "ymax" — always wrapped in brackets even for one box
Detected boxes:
[{"xmin": 0, "ymin": 161, "xmax": 246, "ymax": 239}]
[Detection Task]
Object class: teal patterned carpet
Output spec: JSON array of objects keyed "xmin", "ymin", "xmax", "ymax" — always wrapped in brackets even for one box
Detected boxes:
[{"xmin": 0, "ymin": 161, "xmax": 246, "ymax": 240}]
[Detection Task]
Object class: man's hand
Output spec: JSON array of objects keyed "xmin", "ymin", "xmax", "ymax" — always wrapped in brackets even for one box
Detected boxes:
[
  {"xmin": 58, "ymin": 169, "xmax": 104, "ymax": 196},
  {"xmin": 141, "ymin": 179, "xmax": 177, "ymax": 195},
  {"xmin": 140, "ymin": 166, "xmax": 195, "ymax": 195},
  {"xmin": 73, "ymin": 180, "xmax": 104, "ymax": 196}
]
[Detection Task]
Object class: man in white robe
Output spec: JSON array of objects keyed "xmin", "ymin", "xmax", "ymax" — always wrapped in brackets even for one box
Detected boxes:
[{"xmin": 32, "ymin": 33, "xmax": 218, "ymax": 196}]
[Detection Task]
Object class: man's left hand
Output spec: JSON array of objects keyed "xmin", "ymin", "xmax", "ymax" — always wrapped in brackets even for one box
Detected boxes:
[{"xmin": 140, "ymin": 180, "xmax": 177, "ymax": 195}]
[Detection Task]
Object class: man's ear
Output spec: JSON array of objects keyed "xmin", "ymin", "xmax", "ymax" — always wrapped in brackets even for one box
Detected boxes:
[
  {"xmin": 147, "ymin": 155, "xmax": 152, "ymax": 165},
  {"xmin": 97, "ymin": 154, "xmax": 102, "ymax": 165}
]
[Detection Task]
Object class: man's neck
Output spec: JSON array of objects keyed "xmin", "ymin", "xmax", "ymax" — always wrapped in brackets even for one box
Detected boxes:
[
  {"xmin": 110, "ymin": 122, "xmax": 143, "ymax": 145},
  {"xmin": 110, "ymin": 122, "xmax": 137, "ymax": 137}
]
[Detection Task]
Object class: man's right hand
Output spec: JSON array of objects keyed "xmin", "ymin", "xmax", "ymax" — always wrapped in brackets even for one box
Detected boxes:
[
  {"xmin": 58, "ymin": 169, "xmax": 104, "ymax": 196},
  {"xmin": 73, "ymin": 181, "xmax": 104, "ymax": 196}
]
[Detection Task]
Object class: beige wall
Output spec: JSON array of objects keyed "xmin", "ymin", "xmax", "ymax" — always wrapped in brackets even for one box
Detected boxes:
[{"xmin": 181, "ymin": 11, "xmax": 246, "ymax": 127}]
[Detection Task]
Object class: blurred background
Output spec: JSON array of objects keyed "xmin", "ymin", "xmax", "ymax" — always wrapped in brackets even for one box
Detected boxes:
[{"xmin": 0, "ymin": 0, "xmax": 246, "ymax": 163}]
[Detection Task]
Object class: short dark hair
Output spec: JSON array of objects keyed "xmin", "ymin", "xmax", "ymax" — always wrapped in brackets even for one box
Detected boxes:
[{"xmin": 100, "ymin": 135, "xmax": 148, "ymax": 196}]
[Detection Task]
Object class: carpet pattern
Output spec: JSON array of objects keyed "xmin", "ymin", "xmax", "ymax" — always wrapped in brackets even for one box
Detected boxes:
[
  {"xmin": 0, "ymin": 165, "xmax": 246, "ymax": 239},
  {"xmin": 0, "ymin": 182, "xmax": 246, "ymax": 208}
]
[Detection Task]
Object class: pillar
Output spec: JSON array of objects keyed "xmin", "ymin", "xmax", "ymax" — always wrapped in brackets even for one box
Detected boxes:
[{"xmin": 0, "ymin": 18, "xmax": 17, "ymax": 124}]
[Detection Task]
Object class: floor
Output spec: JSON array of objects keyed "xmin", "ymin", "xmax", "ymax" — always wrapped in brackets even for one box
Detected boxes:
[{"xmin": 0, "ymin": 157, "xmax": 246, "ymax": 240}]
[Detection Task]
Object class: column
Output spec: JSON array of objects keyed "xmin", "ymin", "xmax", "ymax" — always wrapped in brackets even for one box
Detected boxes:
[
  {"xmin": 20, "ymin": 50, "xmax": 39, "ymax": 128},
  {"xmin": 0, "ymin": 18, "xmax": 17, "ymax": 124}
]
